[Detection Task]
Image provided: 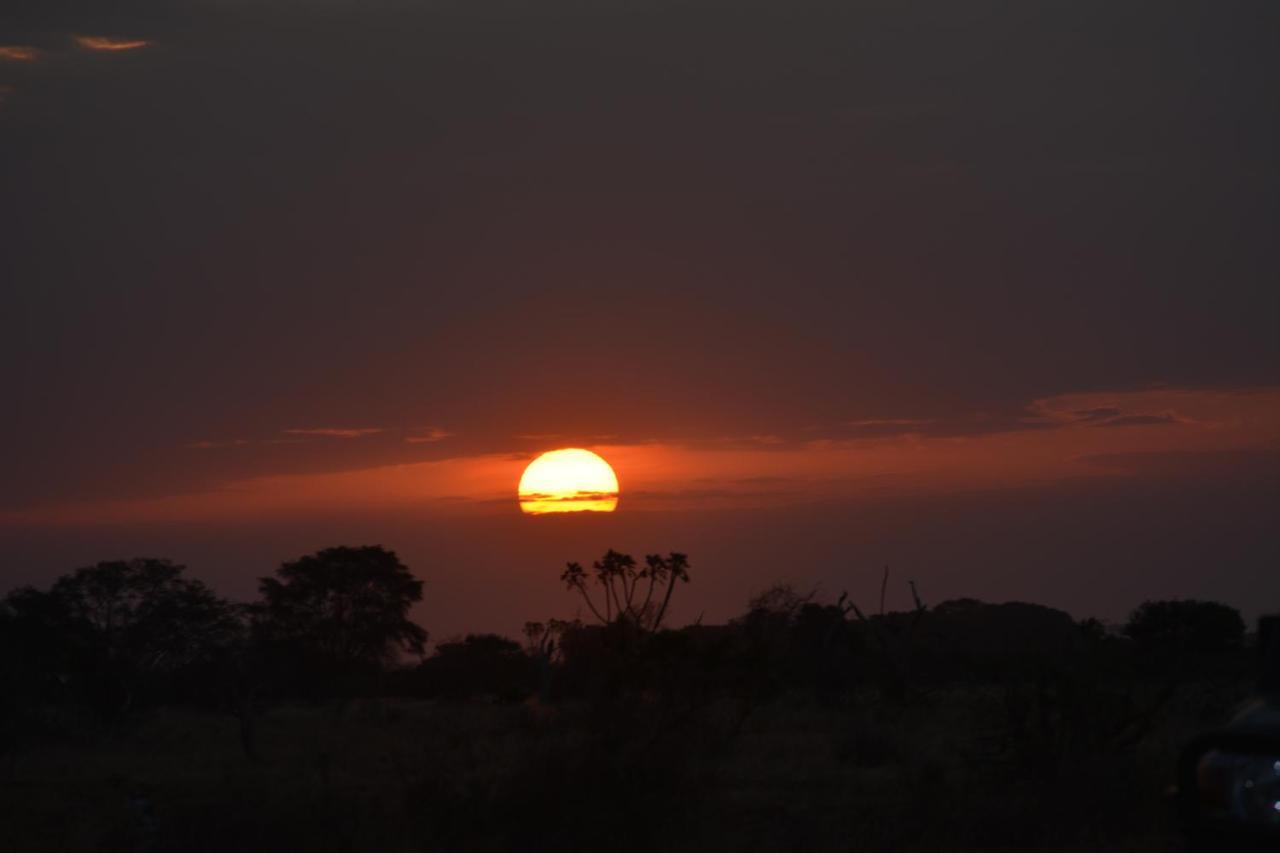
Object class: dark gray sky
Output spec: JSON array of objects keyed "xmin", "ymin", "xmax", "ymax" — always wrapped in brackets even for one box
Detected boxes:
[{"xmin": 2, "ymin": 0, "xmax": 1277, "ymax": 634}]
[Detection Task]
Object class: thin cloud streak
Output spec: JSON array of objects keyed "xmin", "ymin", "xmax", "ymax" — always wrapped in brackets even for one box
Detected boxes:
[
  {"xmin": 1091, "ymin": 414, "xmax": 1181, "ymax": 428},
  {"xmin": 828, "ymin": 389, "xmax": 1217, "ymax": 441},
  {"xmin": 0, "ymin": 46, "xmax": 40, "ymax": 62},
  {"xmin": 282, "ymin": 427, "xmax": 384, "ymax": 439},
  {"xmin": 405, "ymin": 428, "xmax": 453, "ymax": 444},
  {"xmin": 73, "ymin": 36, "xmax": 151, "ymax": 52}
]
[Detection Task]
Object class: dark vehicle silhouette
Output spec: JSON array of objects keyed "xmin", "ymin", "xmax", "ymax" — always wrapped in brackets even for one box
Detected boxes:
[{"xmin": 1178, "ymin": 614, "xmax": 1280, "ymax": 851}]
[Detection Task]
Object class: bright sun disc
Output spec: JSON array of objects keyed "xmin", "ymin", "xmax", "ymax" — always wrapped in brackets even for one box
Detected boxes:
[{"xmin": 518, "ymin": 448, "xmax": 619, "ymax": 515}]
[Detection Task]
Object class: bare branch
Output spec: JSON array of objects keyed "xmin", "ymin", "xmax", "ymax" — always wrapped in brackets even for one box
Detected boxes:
[
  {"xmin": 908, "ymin": 580, "xmax": 925, "ymax": 613},
  {"xmin": 879, "ymin": 565, "xmax": 889, "ymax": 617}
]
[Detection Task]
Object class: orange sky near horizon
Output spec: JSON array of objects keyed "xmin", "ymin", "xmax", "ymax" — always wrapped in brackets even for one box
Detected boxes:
[{"xmin": 3, "ymin": 386, "xmax": 1275, "ymax": 528}]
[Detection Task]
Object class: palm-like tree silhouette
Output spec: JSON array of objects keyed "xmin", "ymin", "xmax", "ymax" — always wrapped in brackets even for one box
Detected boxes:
[{"xmin": 561, "ymin": 549, "xmax": 690, "ymax": 632}]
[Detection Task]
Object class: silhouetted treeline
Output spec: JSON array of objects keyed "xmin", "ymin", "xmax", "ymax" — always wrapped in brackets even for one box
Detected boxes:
[
  {"xmin": 0, "ymin": 547, "xmax": 1257, "ymax": 744},
  {"xmin": 0, "ymin": 547, "xmax": 425, "ymax": 749}
]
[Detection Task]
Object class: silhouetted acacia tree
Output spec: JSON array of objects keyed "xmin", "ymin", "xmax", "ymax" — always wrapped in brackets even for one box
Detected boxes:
[
  {"xmin": 255, "ymin": 546, "xmax": 427, "ymax": 698},
  {"xmin": 2, "ymin": 559, "xmax": 241, "ymax": 723},
  {"xmin": 561, "ymin": 550, "xmax": 690, "ymax": 631},
  {"xmin": 1124, "ymin": 599, "xmax": 1245, "ymax": 654}
]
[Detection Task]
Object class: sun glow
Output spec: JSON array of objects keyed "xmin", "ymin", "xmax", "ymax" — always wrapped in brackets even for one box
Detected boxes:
[{"xmin": 518, "ymin": 448, "xmax": 619, "ymax": 515}]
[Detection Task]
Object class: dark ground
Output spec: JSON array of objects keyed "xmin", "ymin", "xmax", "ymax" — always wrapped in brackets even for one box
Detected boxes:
[{"xmin": 0, "ymin": 677, "xmax": 1249, "ymax": 853}]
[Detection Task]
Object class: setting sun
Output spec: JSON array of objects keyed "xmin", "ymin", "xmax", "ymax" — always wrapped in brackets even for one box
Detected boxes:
[{"xmin": 518, "ymin": 448, "xmax": 619, "ymax": 515}]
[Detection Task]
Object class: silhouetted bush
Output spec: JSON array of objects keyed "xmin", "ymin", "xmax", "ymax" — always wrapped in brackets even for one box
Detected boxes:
[
  {"xmin": 911, "ymin": 598, "xmax": 1081, "ymax": 681},
  {"xmin": 1124, "ymin": 598, "xmax": 1245, "ymax": 654},
  {"xmin": 404, "ymin": 634, "xmax": 536, "ymax": 701}
]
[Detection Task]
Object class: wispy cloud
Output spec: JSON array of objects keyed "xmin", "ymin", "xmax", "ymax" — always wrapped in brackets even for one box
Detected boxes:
[
  {"xmin": 689, "ymin": 434, "xmax": 789, "ymax": 449},
  {"xmin": 186, "ymin": 439, "xmax": 251, "ymax": 450},
  {"xmin": 1035, "ymin": 399, "xmax": 1187, "ymax": 429},
  {"xmin": 1071, "ymin": 407, "xmax": 1123, "ymax": 422},
  {"xmin": 821, "ymin": 412, "xmax": 1049, "ymax": 440},
  {"xmin": 1091, "ymin": 413, "xmax": 1181, "ymax": 428},
  {"xmin": 830, "ymin": 399, "xmax": 1188, "ymax": 441},
  {"xmin": 73, "ymin": 36, "xmax": 151, "ymax": 52},
  {"xmin": 514, "ymin": 433, "xmax": 620, "ymax": 443},
  {"xmin": 849, "ymin": 418, "xmax": 934, "ymax": 428},
  {"xmin": 0, "ymin": 46, "xmax": 40, "ymax": 62},
  {"xmin": 405, "ymin": 428, "xmax": 453, "ymax": 444},
  {"xmin": 283, "ymin": 427, "xmax": 384, "ymax": 439}
]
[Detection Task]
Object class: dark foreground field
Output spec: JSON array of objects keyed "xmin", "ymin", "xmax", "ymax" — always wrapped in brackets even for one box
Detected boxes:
[
  {"xmin": 1, "ymin": 679, "xmax": 1250, "ymax": 853},
  {"xmin": 3, "ymin": 555, "xmax": 1264, "ymax": 852}
]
